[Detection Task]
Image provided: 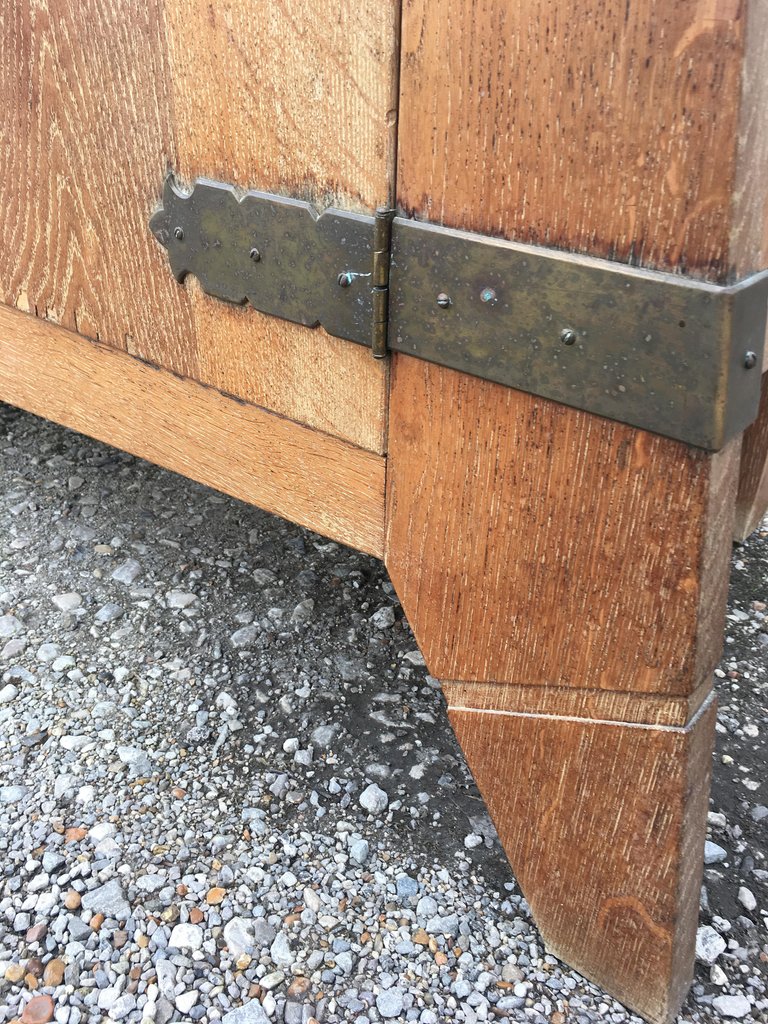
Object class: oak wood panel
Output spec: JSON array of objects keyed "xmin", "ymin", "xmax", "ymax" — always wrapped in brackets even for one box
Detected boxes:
[
  {"xmin": 731, "ymin": 1, "xmax": 768, "ymax": 526},
  {"xmin": 159, "ymin": 0, "xmax": 400, "ymax": 454},
  {"xmin": 387, "ymin": 357, "xmax": 740, "ymax": 695},
  {"xmin": 734, "ymin": 371, "xmax": 768, "ymax": 540},
  {"xmin": 0, "ymin": 305, "xmax": 386, "ymax": 557},
  {"xmin": 0, "ymin": 0, "xmax": 195, "ymax": 370},
  {"xmin": 448, "ymin": 695, "xmax": 716, "ymax": 1024},
  {"xmin": 0, "ymin": 0, "xmax": 398, "ymax": 451},
  {"xmin": 398, "ymin": 0, "xmax": 744, "ymax": 279},
  {"xmin": 443, "ymin": 678, "xmax": 712, "ymax": 729}
]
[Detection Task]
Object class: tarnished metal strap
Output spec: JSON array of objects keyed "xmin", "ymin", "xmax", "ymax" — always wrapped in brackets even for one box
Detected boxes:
[{"xmin": 149, "ymin": 176, "xmax": 768, "ymax": 451}]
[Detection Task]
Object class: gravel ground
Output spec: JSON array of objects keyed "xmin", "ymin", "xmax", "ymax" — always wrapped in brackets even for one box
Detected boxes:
[{"xmin": 0, "ymin": 403, "xmax": 766, "ymax": 1024}]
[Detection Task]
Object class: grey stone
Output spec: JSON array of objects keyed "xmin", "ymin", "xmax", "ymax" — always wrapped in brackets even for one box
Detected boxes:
[
  {"xmin": 310, "ymin": 724, "xmax": 339, "ymax": 751},
  {"xmin": 0, "ymin": 614, "xmax": 23, "ymax": 637},
  {"xmin": 223, "ymin": 917, "xmax": 259, "ymax": 957},
  {"xmin": 704, "ymin": 841, "xmax": 728, "ymax": 864},
  {"xmin": 738, "ymin": 886, "xmax": 757, "ymax": 912},
  {"xmin": 270, "ymin": 931, "xmax": 293, "ymax": 968},
  {"xmin": 222, "ymin": 1001, "xmax": 271, "ymax": 1024},
  {"xmin": 712, "ymin": 995, "xmax": 752, "ymax": 1019},
  {"xmin": 371, "ymin": 605, "xmax": 395, "ymax": 629},
  {"xmin": 0, "ymin": 683, "xmax": 19, "ymax": 703},
  {"xmin": 416, "ymin": 895, "xmax": 438, "ymax": 918},
  {"xmin": 349, "ymin": 839, "xmax": 370, "ymax": 865},
  {"xmin": 111, "ymin": 559, "xmax": 142, "ymax": 585},
  {"xmin": 80, "ymin": 879, "xmax": 131, "ymax": 921},
  {"xmin": 94, "ymin": 601, "xmax": 124, "ymax": 623},
  {"xmin": 155, "ymin": 959, "xmax": 177, "ymax": 1001},
  {"xmin": 426, "ymin": 912, "xmax": 460, "ymax": 937},
  {"xmin": 231, "ymin": 624, "xmax": 260, "ymax": 648},
  {"xmin": 359, "ymin": 783, "xmax": 388, "ymax": 816},
  {"xmin": 696, "ymin": 925, "xmax": 726, "ymax": 964},
  {"xmin": 0, "ymin": 785, "xmax": 28, "ymax": 803},
  {"xmin": 376, "ymin": 988, "xmax": 405, "ymax": 1019}
]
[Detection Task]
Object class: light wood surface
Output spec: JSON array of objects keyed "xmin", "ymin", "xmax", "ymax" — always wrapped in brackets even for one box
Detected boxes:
[
  {"xmin": 388, "ymin": 3, "xmax": 760, "ymax": 1019},
  {"xmin": 448, "ymin": 696, "xmax": 716, "ymax": 1024},
  {"xmin": 387, "ymin": 357, "xmax": 740, "ymax": 695},
  {"xmin": 0, "ymin": 0, "xmax": 398, "ymax": 451},
  {"xmin": 443, "ymin": 678, "xmax": 713, "ymax": 730},
  {"xmin": 0, "ymin": 305, "xmax": 386, "ymax": 557}
]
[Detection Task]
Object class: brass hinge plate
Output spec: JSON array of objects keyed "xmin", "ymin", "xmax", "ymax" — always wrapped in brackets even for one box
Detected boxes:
[{"xmin": 150, "ymin": 175, "xmax": 768, "ymax": 451}]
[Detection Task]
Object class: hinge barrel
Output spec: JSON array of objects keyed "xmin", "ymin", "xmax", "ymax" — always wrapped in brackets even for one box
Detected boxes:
[
  {"xmin": 149, "ymin": 175, "xmax": 768, "ymax": 451},
  {"xmin": 371, "ymin": 207, "xmax": 395, "ymax": 359}
]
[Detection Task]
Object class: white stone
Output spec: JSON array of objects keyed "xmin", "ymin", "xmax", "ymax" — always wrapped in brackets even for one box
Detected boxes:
[
  {"xmin": 175, "ymin": 991, "xmax": 198, "ymax": 1014},
  {"xmin": 695, "ymin": 925, "xmax": 726, "ymax": 964},
  {"xmin": 359, "ymin": 783, "xmax": 388, "ymax": 816},
  {"xmin": 0, "ymin": 683, "xmax": 19, "ymax": 703},
  {"xmin": 169, "ymin": 923, "xmax": 203, "ymax": 951},
  {"xmin": 712, "ymin": 994, "xmax": 751, "ymax": 1019},
  {"xmin": 223, "ymin": 917, "xmax": 257, "ymax": 957},
  {"xmin": 270, "ymin": 931, "xmax": 293, "ymax": 967},
  {"xmin": 738, "ymin": 886, "xmax": 757, "ymax": 911}
]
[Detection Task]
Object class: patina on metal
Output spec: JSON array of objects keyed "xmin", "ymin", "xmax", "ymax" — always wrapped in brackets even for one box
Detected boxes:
[
  {"xmin": 149, "ymin": 175, "xmax": 768, "ymax": 451},
  {"xmin": 386, "ymin": 218, "xmax": 768, "ymax": 451},
  {"xmin": 149, "ymin": 175, "xmax": 374, "ymax": 345},
  {"xmin": 371, "ymin": 207, "xmax": 395, "ymax": 359}
]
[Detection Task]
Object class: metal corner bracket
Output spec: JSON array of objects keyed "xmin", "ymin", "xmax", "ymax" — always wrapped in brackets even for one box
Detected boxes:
[{"xmin": 150, "ymin": 174, "xmax": 768, "ymax": 451}]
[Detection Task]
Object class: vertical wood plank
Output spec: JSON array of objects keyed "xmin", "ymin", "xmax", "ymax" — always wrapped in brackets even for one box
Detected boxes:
[
  {"xmin": 389, "ymin": 3, "xmax": 760, "ymax": 1019},
  {"xmin": 0, "ymin": 0, "xmax": 196, "ymax": 373},
  {"xmin": 159, "ymin": 0, "xmax": 402, "ymax": 453},
  {"xmin": 386, "ymin": 358, "xmax": 740, "ymax": 695}
]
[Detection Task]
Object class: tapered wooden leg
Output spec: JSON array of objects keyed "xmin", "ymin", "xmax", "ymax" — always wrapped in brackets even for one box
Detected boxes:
[
  {"xmin": 384, "ymin": 356, "xmax": 741, "ymax": 1024},
  {"xmin": 735, "ymin": 370, "xmax": 768, "ymax": 541},
  {"xmin": 446, "ymin": 689, "xmax": 715, "ymax": 1024}
]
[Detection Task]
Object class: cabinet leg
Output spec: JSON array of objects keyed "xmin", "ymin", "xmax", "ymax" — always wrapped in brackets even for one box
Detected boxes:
[
  {"xmin": 385, "ymin": 355, "xmax": 740, "ymax": 1022},
  {"xmin": 735, "ymin": 370, "xmax": 768, "ymax": 541},
  {"xmin": 445, "ymin": 686, "xmax": 715, "ymax": 1024}
]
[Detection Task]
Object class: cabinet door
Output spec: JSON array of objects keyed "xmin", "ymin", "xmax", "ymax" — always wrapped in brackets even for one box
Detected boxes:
[{"xmin": 0, "ymin": 0, "xmax": 398, "ymax": 453}]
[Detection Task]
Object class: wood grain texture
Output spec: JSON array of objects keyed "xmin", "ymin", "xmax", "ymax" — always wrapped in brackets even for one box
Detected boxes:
[
  {"xmin": 734, "ymin": 371, "xmax": 768, "ymax": 540},
  {"xmin": 0, "ymin": 0, "xmax": 195, "ymax": 366},
  {"xmin": 0, "ymin": 0, "xmax": 399, "ymax": 451},
  {"xmin": 448, "ymin": 695, "xmax": 716, "ymax": 1024},
  {"xmin": 398, "ymin": 0, "xmax": 744, "ymax": 279},
  {"xmin": 386, "ymin": 357, "xmax": 740, "ymax": 695},
  {"xmin": 159, "ymin": 0, "xmax": 400, "ymax": 452},
  {"xmin": 442, "ymin": 679, "xmax": 712, "ymax": 729},
  {"xmin": 0, "ymin": 305, "xmax": 386, "ymax": 557}
]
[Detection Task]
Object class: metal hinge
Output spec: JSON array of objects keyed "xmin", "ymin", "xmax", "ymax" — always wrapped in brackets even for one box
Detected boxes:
[{"xmin": 150, "ymin": 175, "xmax": 768, "ymax": 451}]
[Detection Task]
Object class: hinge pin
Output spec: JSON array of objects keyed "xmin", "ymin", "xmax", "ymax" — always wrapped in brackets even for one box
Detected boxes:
[{"xmin": 371, "ymin": 207, "xmax": 395, "ymax": 359}]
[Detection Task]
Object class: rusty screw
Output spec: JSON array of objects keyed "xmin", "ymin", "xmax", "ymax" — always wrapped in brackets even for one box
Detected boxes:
[
  {"xmin": 560, "ymin": 328, "xmax": 577, "ymax": 346},
  {"xmin": 173, "ymin": 226, "xmax": 184, "ymax": 241},
  {"xmin": 745, "ymin": 351, "xmax": 758, "ymax": 369},
  {"xmin": 436, "ymin": 292, "xmax": 452, "ymax": 308},
  {"xmin": 249, "ymin": 247, "xmax": 261, "ymax": 262}
]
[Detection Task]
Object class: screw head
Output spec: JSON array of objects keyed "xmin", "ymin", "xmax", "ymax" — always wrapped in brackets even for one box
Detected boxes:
[
  {"xmin": 436, "ymin": 292, "xmax": 452, "ymax": 309},
  {"xmin": 173, "ymin": 226, "xmax": 184, "ymax": 241},
  {"xmin": 337, "ymin": 272, "xmax": 354, "ymax": 288},
  {"xmin": 560, "ymin": 329, "xmax": 577, "ymax": 346},
  {"xmin": 249, "ymin": 247, "xmax": 261, "ymax": 262},
  {"xmin": 744, "ymin": 351, "xmax": 758, "ymax": 370}
]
